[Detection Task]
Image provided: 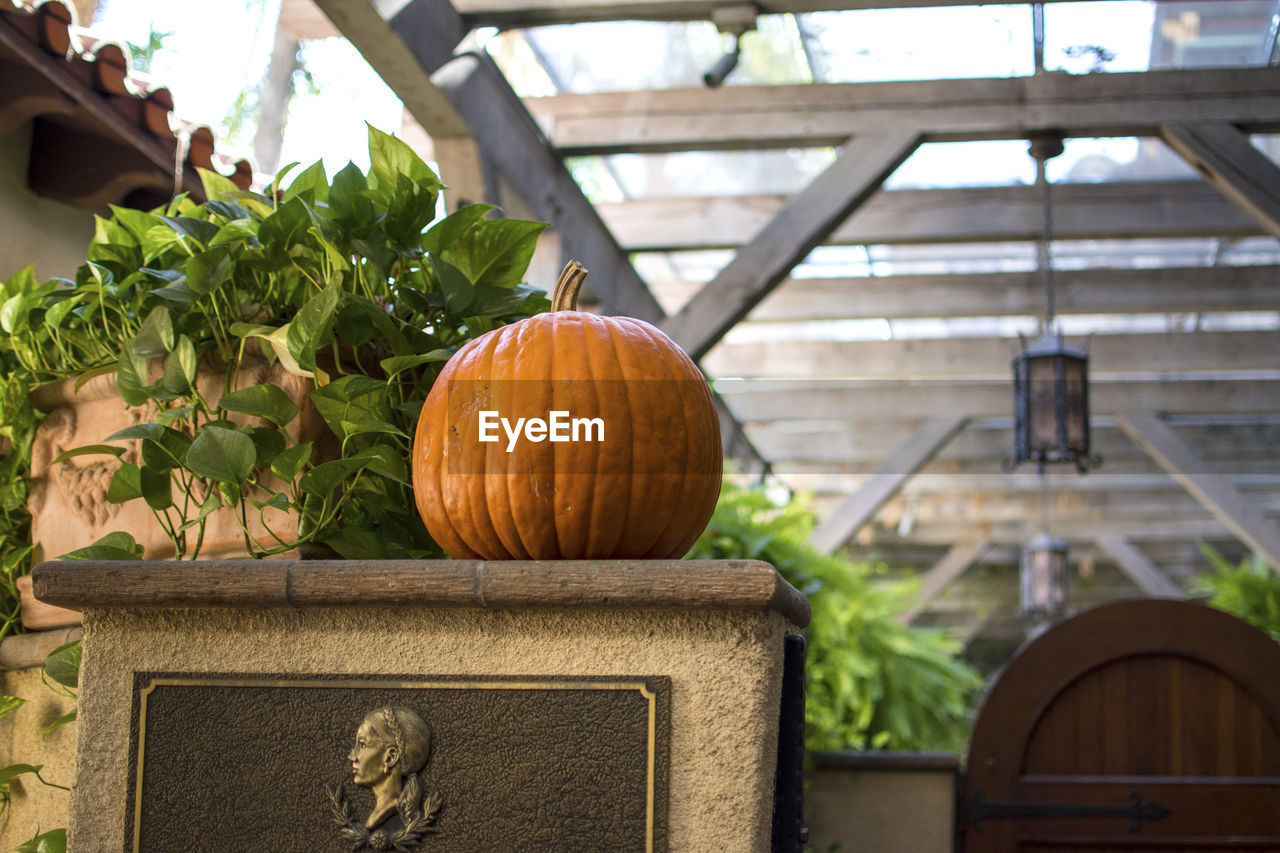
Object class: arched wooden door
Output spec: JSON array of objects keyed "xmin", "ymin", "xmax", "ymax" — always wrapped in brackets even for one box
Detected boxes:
[{"xmin": 962, "ymin": 599, "xmax": 1280, "ymax": 852}]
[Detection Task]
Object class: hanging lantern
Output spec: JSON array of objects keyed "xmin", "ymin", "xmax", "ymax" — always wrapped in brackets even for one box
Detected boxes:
[
  {"xmin": 1011, "ymin": 331, "xmax": 1095, "ymax": 473},
  {"xmin": 1009, "ymin": 129, "xmax": 1099, "ymax": 474},
  {"xmin": 1020, "ymin": 531, "xmax": 1069, "ymax": 618}
]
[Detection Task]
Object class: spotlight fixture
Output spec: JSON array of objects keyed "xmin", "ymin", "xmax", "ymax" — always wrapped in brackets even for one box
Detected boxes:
[
  {"xmin": 703, "ymin": 3, "xmax": 757, "ymax": 88},
  {"xmin": 703, "ymin": 36, "xmax": 742, "ymax": 88}
]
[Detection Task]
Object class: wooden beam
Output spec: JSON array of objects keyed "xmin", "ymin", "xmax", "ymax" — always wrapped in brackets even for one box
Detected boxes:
[
  {"xmin": 899, "ymin": 536, "xmax": 991, "ymax": 624},
  {"xmin": 652, "ymin": 265, "xmax": 1280, "ymax": 321},
  {"xmin": 808, "ymin": 416, "xmax": 967, "ymax": 553},
  {"xmin": 1114, "ymin": 411, "xmax": 1280, "ymax": 572},
  {"xmin": 598, "ymin": 181, "xmax": 1258, "ymax": 251},
  {"xmin": 660, "ymin": 131, "xmax": 921, "ymax": 360},
  {"xmin": 707, "ymin": 330, "xmax": 1280, "ymax": 381},
  {"xmin": 457, "ymin": 0, "xmax": 1174, "ymax": 30},
  {"xmin": 858, "ymin": 518, "xmax": 1243, "ymax": 547},
  {"xmin": 780, "ymin": 471, "xmax": 1280, "ymax": 498},
  {"xmin": 526, "ymin": 68, "xmax": 1280, "ymax": 153},
  {"xmin": 308, "ymin": 0, "xmax": 471, "ymax": 136},
  {"xmin": 1161, "ymin": 122, "xmax": 1280, "ymax": 242},
  {"xmin": 749, "ymin": 421, "xmax": 1280, "ymax": 465},
  {"xmin": 1094, "ymin": 534, "xmax": 1186, "ymax": 598},
  {"xmin": 723, "ymin": 380, "xmax": 1280, "ymax": 422}
]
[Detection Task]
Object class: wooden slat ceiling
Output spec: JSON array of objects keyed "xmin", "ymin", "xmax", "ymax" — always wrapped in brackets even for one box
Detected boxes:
[{"xmin": 311, "ymin": 0, "xmax": 1280, "ymax": 646}]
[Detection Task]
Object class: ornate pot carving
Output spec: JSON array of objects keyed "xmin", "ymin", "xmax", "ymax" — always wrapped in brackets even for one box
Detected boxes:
[{"xmin": 27, "ymin": 359, "xmax": 330, "ymax": 571}]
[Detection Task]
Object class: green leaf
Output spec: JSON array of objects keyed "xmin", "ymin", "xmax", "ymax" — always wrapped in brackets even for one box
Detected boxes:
[
  {"xmin": 283, "ymin": 159, "xmax": 329, "ymax": 204},
  {"xmin": 46, "ymin": 444, "xmax": 125, "ymax": 468},
  {"xmin": 16, "ymin": 827, "xmax": 66, "ymax": 853},
  {"xmin": 368, "ymin": 123, "xmax": 442, "ymax": 193},
  {"xmin": 175, "ymin": 335, "xmax": 198, "ymax": 386},
  {"xmin": 335, "ymin": 303, "xmax": 375, "ymax": 347},
  {"xmin": 185, "ymin": 426, "xmax": 256, "ymax": 483},
  {"xmin": 209, "ymin": 218, "xmax": 259, "ymax": 245},
  {"xmin": 432, "ymin": 257, "xmax": 475, "ymax": 314},
  {"xmin": 0, "ymin": 292, "xmax": 28, "ymax": 334},
  {"xmin": 355, "ymin": 444, "xmax": 409, "ymax": 485},
  {"xmin": 43, "ymin": 294, "xmax": 84, "ymax": 330},
  {"xmin": 42, "ymin": 708, "xmax": 77, "ymax": 738},
  {"xmin": 106, "ymin": 463, "xmax": 143, "ymax": 503},
  {"xmin": 185, "ymin": 247, "xmax": 233, "ymax": 294},
  {"xmin": 197, "ymin": 167, "xmax": 240, "ymax": 201},
  {"xmin": 139, "ymin": 465, "xmax": 172, "ymax": 511},
  {"xmin": 109, "ymin": 205, "xmax": 160, "ymax": 242},
  {"xmin": 0, "ymin": 696, "xmax": 26, "ymax": 720},
  {"xmin": 270, "ymin": 442, "xmax": 312, "ymax": 482},
  {"xmin": 139, "ymin": 427, "xmax": 192, "ymax": 472},
  {"xmin": 60, "ymin": 531, "xmax": 143, "ymax": 561},
  {"xmin": 445, "ymin": 216, "xmax": 547, "ymax": 289},
  {"xmin": 246, "ymin": 427, "xmax": 285, "ymax": 468},
  {"xmin": 421, "ymin": 203, "xmax": 494, "ymax": 255},
  {"xmin": 141, "ymin": 223, "xmax": 183, "ymax": 260},
  {"xmin": 116, "ymin": 348, "xmax": 150, "ymax": 406},
  {"xmin": 43, "ymin": 640, "xmax": 82, "ymax": 689},
  {"xmin": 0, "ymin": 764, "xmax": 42, "ymax": 786},
  {"xmin": 339, "ymin": 419, "xmax": 408, "ymax": 440},
  {"xmin": 379, "ymin": 351, "xmax": 452, "ymax": 379},
  {"xmin": 219, "ymin": 384, "xmax": 299, "ymax": 428},
  {"xmin": 299, "ymin": 456, "xmax": 372, "ymax": 498},
  {"xmin": 133, "ymin": 306, "xmax": 174, "ymax": 357},
  {"xmin": 329, "ymin": 161, "xmax": 374, "ymax": 228},
  {"xmin": 286, "ymin": 284, "xmax": 340, "ymax": 372},
  {"xmin": 258, "ymin": 197, "xmax": 310, "ymax": 258}
]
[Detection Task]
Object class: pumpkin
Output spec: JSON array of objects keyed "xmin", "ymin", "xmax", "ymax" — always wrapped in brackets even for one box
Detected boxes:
[{"xmin": 412, "ymin": 261, "xmax": 722, "ymax": 560}]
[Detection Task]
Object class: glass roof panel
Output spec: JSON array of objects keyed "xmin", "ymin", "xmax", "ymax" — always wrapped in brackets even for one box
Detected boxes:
[
  {"xmin": 603, "ymin": 149, "xmax": 836, "ymax": 198},
  {"xmin": 885, "ymin": 138, "xmax": 1199, "ymax": 190},
  {"xmin": 1052, "ymin": 137, "xmax": 1200, "ymax": 182},
  {"xmin": 1044, "ymin": 0, "xmax": 1279, "ymax": 73},
  {"xmin": 799, "ymin": 5, "xmax": 1034, "ymax": 83},
  {"xmin": 487, "ymin": 17, "xmax": 809, "ymax": 95}
]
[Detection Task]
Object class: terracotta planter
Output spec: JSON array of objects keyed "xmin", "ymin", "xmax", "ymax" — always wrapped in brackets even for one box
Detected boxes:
[{"xmin": 27, "ymin": 358, "xmax": 332, "ymax": 568}]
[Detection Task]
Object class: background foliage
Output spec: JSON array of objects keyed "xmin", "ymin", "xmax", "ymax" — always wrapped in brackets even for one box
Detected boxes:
[
  {"xmin": 1192, "ymin": 542, "xmax": 1280, "ymax": 641},
  {"xmin": 688, "ymin": 481, "xmax": 982, "ymax": 752}
]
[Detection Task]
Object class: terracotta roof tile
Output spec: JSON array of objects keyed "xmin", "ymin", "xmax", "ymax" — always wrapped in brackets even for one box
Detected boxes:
[{"xmin": 0, "ymin": 0, "xmax": 252, "ymax": 209}]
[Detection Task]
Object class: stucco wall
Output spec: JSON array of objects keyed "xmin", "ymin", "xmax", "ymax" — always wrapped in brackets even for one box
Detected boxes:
[
  {"xmin": 0, "ymin": 122, "xmax": 95, "ymax": 282},
  {"xmin": 0, "ymin": 664, "xmax": 77, "ymax": 849},
  {"xmin": 71, "ymin": 605, "xmax": 793, "ymax": 851}
]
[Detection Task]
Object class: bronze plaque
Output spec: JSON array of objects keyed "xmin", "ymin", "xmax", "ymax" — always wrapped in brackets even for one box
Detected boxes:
[{"xmin": 125, "ymin": 673, "xmax": 669, "ymax": 852}]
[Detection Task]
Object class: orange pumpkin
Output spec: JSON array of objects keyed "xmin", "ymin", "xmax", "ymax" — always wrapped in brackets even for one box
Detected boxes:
[{"xmin": 412, "ymin": 261, "xmax": 722, "ymax": 560}]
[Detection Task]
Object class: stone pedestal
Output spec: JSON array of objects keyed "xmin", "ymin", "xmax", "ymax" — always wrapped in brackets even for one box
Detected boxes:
[{"xmin": 32, "ymin": 559, "xmax": 808, "ymax": 852}]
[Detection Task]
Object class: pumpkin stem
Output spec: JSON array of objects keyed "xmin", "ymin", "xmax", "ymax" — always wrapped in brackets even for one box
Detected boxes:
[{"xmin": 552, "ymin": 261, "xmax": 588, "ymax": 312}]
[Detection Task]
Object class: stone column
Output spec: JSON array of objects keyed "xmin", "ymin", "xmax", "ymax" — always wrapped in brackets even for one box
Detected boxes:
[{"xmin": 33, "ymin": 559, "xmax": 808, "ymax": 852}]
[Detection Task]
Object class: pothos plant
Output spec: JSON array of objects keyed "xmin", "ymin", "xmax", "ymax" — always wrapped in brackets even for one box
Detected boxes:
[{"xmin": 0, "ymin": 124, "xmax": 549, "ymax": 575}]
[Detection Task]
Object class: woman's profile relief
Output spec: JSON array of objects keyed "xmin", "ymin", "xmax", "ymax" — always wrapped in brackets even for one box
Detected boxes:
[{"xmin": 328, "ymin": 706, "xmax": 443, "ymax": 851}]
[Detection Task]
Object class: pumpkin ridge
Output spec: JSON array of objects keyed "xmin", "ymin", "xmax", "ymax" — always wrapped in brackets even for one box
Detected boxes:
[
  {"xmin": 508, "ymin": 314, "xmax": 558, "ymax": 558},
  {"xmin": 545, "ymin": 310, "xmax": 568, "ymax": 558},
  {"xmin": 582, "ymin": 314, "xmax": 631, "ymax": 557},
  {"xmin": 637, "ymin": 322, "xmax": 697, "ymax": 558},
  {"xmin": 437, "ymin": 333, "xmax": 498, "ymax": 558},
  {"xmin": 484, "ymin": 322, "xmax": 529, "ymax": 559},
  {"xmin": 461, "ymin": 330, "xmax": 507, "ymax": 556}
]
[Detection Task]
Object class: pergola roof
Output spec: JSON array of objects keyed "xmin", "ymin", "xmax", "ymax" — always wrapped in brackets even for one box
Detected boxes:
[{"xmin": 309, "ymin": 0, "xmax": 1280, "ymax": 655}]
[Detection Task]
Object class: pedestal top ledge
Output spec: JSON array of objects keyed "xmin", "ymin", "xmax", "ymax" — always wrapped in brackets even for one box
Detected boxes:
[{"xmin": 32, "ymin": 559, "xmax": 810, "ymax": 627}]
